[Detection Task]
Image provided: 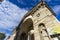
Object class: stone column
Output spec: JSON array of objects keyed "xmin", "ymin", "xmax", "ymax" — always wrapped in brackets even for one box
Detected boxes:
[{"xmin": 34, "ymin": 25, "xmax": 41, "ymax": 40}]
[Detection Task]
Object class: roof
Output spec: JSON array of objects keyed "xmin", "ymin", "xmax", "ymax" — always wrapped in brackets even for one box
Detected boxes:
[{"xmin": 16, "ymin": 1, "xmax": 56, "ymax": 31}]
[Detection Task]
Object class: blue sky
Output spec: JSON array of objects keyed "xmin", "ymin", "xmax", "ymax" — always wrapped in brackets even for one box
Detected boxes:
[{"xmin": 0, "ymin": 0, "xmax": 60, "ymax": 39}]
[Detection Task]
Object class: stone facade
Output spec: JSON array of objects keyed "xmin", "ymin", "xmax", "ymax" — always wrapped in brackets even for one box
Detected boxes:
[{"xmin": 7, "ymin": 1, "xmax": 60, "ymax": 40}]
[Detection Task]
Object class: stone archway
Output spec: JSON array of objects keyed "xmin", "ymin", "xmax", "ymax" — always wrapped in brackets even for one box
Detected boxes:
[{"xmin": 18, "ymin": 16, "xmax": 34, "ymax": 40}]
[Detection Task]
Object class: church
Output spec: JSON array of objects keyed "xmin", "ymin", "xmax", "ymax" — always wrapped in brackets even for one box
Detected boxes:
[{"xmin": 7, "ymin": 0, "xmax": 60, "ymax": 40}]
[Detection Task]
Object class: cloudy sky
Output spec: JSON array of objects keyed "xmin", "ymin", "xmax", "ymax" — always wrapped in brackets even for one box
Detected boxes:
[{"xmin": 0, "ymin": 0, "xmax": 60, "ymax": 39}]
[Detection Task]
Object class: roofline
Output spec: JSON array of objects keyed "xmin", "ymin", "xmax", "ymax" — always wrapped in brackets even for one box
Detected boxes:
[
  {"xmin": 24, "ymin": 1, "xmax": 56, "ymax": 18},
  {"xmin": 16, "ymin": 1, "xmax": 56, "ymax": 31}
]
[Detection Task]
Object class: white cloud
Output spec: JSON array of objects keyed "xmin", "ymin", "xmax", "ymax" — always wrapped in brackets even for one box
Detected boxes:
[{"xmin": 0, "ymin": 0, "xmax": 28, "ymax": 35}]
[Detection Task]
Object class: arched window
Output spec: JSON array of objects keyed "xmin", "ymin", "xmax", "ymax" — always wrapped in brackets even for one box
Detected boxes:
[
  {"xmin": 39, "ymin": 23, "xmax": 45, "ymax": 27},
  {"xmin": 20, "ymin": 32, "xmax": 27, "ymax": 40},
  {"xmin": 38, "ymin": 23, "xmax": 50, "ymax": 40},
  {"xmin": 39, "ymin": 23, "xmax": 46, "ymax": 33}
]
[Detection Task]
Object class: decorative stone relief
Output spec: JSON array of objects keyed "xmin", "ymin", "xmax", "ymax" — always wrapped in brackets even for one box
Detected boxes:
[{"xmin": 36, "ymin": 13, "xmax": 40, "ymax": 17}]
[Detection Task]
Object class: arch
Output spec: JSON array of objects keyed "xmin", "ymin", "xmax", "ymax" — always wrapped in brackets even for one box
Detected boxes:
[
  {"xmin": 20, "ymin": 16, "xmax": 33, "ymax": 30},
  {"xmin": 19, "ymin": 16, "xmax": 34, "ymax": 40},
  {"xmin": 15, "ymin": 16, "xmax": 34, "ymax": 40},
  {"xmin": 23, "ymin": 15, "xmax": 33, "ymax": 23},
  {"xmin": 39, "ymin": 23, "xmax": 45, "ymax": 27},
  {"xmin": 38, "ymin": 23, "xmax": 46, "ymax": 34},
  {"xmin": 38, "ymin": 23, "xmax": 51, "ymax": 40}
]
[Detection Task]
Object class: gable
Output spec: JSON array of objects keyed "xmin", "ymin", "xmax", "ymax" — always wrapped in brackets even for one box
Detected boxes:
[
  {"xmin": 24, "ymin": 1, "xmax": 56, "ymax": 18},
  {"xmin": 17, "ymin": 1, "xmax": 56, "ymax": 30}
]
